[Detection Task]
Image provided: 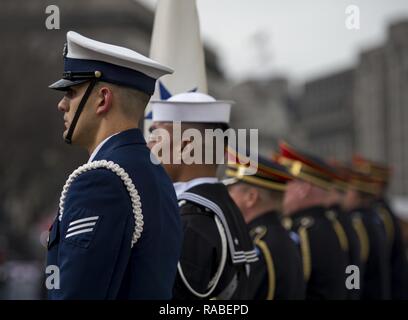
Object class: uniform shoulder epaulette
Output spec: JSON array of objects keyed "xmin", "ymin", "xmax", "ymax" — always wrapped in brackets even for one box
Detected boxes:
[
  {"xmin": 300, "ymin": 216, "xmax": 314, "ymax": 228},
  {"xmin": 281, "ymin": 217, "xmax": 293, "ymax": 230},
  {"xmin": 325, "ymin": 209, "xmax": 337, "ymax": 220},
  {"xmin": 250, "ymin": 225, "xmax": 268, "ymax": 241}
]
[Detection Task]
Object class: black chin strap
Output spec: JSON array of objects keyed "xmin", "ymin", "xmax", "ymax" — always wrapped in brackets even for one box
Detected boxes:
[{"xmin": 65, "ymin": 78, "xmax": 98, "ymax": 144}]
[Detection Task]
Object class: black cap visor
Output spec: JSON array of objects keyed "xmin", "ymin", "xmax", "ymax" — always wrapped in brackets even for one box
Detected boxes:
[{"xmin": 48, "ymin": 78, "xmax": 89, "ymax": 91}]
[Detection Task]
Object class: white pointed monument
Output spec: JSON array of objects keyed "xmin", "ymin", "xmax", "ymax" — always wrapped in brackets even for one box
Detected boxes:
[
  {"xmin": 149, "ymin": 0, "xmax": 208, "ymax": 96},
  {"xmin": 144, "ymin": 0, "xmax": 209, "ymax": 135}
]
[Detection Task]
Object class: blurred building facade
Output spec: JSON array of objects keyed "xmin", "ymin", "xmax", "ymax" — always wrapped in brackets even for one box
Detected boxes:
[
  {"xmin": 296, "ymin": 69, "xmax": 355, "ymax": 163},
  {"xmin": 227, "ymin": 77, "xmax": 297, "ymax": 156},
  {"xmin": 305, "ymin": 21, "xmax": 408, "ymax": 196},
  {"xmin": 384, "ymin": 22, "xmax": 408, "ymax": 196},
  {"xmin": 229, "ymin": 20, "xmax": 408, "ymax": 197}
]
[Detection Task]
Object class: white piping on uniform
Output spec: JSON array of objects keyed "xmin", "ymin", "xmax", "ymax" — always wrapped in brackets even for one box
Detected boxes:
[
  {"xmin": 179, "ymin": 192, "xmax": 258, "ymax": 264},
  {"xmin": 67, "ymin": 222, "xmax": 97, "ymax": 233},
  {"xmin": 69, "ymin": 216, "xmax": 99, "ymax": 226},
  {"xmin": 177, "ymin": 215, "xmax": 228, "ymax": 298},
  {"xmin": 66, "ymin": 228, "xmax": 94, "ymax": 239}
]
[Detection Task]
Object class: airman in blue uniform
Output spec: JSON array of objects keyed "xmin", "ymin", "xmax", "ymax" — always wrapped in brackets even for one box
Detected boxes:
[{"xmin": 46, "ymin": 31, "xmax": 182, "ymax": 299}]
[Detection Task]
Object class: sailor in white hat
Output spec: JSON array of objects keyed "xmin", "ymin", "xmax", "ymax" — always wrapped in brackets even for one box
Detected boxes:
[
  {"xmin": 148, "ymin": 91, "xmax": 258, "ymax": 300},
  {"xmin": 46, "ymin": 31, "xmax": 182, "ymax": 299},
  {"xmin": 145, "ymin": 0, "xmax": 257, "ymax": 300},
  {"xmin": 151, "ymin": 91, "xmax": 232, "ymax": 124}
]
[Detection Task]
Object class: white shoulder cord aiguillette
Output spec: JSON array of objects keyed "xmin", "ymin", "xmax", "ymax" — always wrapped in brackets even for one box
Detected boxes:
[{"xmin": 58, "ymin": 160, "xmax": 143, "ymax": 248}]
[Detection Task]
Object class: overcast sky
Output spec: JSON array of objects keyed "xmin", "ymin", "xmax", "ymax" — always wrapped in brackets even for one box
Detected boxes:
[{"xmin": 139, "ymin": 0, "xmax": 408, "ymax": 83}]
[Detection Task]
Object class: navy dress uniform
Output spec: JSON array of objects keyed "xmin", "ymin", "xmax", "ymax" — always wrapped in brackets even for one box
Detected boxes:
[
  {"xmin": 277, "ymin": 142, "xmax": 349, "ymax": 300},
  {"xmin": 353, "ymin": 156, "xmax": 408, "ymax": 299},
  {"xmin": 175, "ymin": 183, "xmax": 258, "ymax": 300},
  {"xmin": 374, "ymin": 198, "xmax": 408, "ymax": 299},
  {"xmin": 346, "ymin": 169, "xmax": 391, "ymax": 300},
  {"xmin": 149, "ymin": 92, "xmax": 258, "ymax": 300},
  {"xmin": 328, "ymin": 204, "xmax": 363, "ymax": 300},
  {"xmin": 224, "ymin": 154, "xmax": 306, "ymax": 300},
  {"xmin": 325, "ymin": 161, "xmax": 363, "ymax": 300},
  {"xmin": 46, "ymin": 31, "xmax": 182, "ymax": 299}
]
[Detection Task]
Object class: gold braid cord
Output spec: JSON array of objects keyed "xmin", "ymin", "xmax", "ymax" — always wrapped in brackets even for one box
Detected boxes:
[
  {"xmin": 298, "ymin": 226, "xmax": 312, "ymax": 282},
  {"xmin": 254, "ymin": 236, "xmax": 276, "ymax": 300},
  {"xmin": 352, "ymin": 216, "xmax": 370, "ymax": 263},
  {"xmin": 378, "ymin": 207, "xmax": 395, "ymax": 245},
  {"xmin": 326, "ymin": 212, "xmax": 349, "ymax": 252}
]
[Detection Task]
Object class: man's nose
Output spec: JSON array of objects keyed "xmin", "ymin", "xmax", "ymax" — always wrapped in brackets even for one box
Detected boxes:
[{"xmin": 57, "ymin": 97, "xmax": 68, "ymax": 112}]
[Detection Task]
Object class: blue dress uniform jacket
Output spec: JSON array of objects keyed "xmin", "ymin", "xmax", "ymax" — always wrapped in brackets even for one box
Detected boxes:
[
  {"xmin": 247, "ymin": 212, "xmax": 306, "ymax": 300},
  {"xmin": 329, "ymin": 205, "xmax": 362, "ymax": 300},
  {"xmin": 374, "ymin": 199, "xmax": 408, "ymax": 299},
  {"xmin": 289, "ymin": 206, "xmax": 349, "ymax": 300},
  {"xmin": 353, "ymin": 207, "xmax": 391, "ymax": 300},
  {"xmin": 47, "ymin": 129, "xmax": 182, "ymax": 299}
]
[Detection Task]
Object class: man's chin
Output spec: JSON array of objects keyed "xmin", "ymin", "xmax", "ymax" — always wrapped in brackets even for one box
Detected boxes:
[{"xmin": 62, "ymin": 129, "xmax": 74, "ymax": 144}]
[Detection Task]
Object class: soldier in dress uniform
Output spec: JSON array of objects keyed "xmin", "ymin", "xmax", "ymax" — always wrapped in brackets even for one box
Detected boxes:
[
  {"xmin": 223, "ymin": 151, "xmax": 306, "ymax": 300},
  {"xmin": 324, "ymin": 160, "xmax": 363, "ymax": 300},
  {"xmin": 46, "ymin": 31, "xmax": 182, "ymax": 299},
  {"xmin": 352, "ymin": 156, "xmax": 408, "ymax": 299},
  {"xmin": 276, "ymin": 142, "xmax": 349, "ymax": 300},
  {"xmin": 343, "ymin": 167, "xmax": 391, "ymax": 300},
  {"xmin": 148, "ymin": 92, "xmax": 258, "ymax": 300}
]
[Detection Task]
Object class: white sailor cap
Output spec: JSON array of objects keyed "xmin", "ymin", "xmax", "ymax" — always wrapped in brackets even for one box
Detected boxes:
[
  {"xmin": 150, "ymin": 92, "xmax": 233, "ymax": 124},
  {"xmin": 49, "ymin": 31, "xmax": 173, "ymax": 95}
]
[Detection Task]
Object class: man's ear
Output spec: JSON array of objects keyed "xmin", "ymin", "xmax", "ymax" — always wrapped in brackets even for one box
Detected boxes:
[{"xmin": 95, "ymin": 86, "xmax": 113, "ymax": 115}]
